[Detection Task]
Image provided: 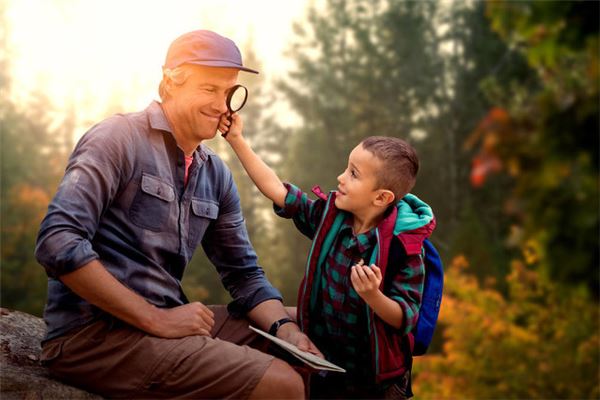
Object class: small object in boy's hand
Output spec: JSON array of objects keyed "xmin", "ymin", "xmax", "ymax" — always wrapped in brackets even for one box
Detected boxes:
[{"xmin": 355, "ymin": 259, "xmax": 365, "ymax": 267}]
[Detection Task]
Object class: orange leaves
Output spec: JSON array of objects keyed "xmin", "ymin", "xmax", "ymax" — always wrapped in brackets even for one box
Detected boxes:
[
  {"xmin": 412, "ymin": 253, "xmax": 600, "ymax": 399},
  {"xmin": 470, "ymin": 153, "xmax": 502, "ymax": 187},
  {"xmin": 10, "ymin": 184, "xmax": 50, "ymax": 216},
  {"xmin": 465, "ymin": 107, "xmax": 510, "ymax": 188},
  {"xmin": 1, "ymin": 184, "xmax": 50, "ymax": 258}
]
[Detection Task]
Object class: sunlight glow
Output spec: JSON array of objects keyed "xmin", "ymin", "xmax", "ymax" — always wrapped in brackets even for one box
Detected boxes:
[{"xmin": 6, "ymin": 0, "xmax": 309, "ymax": 132}]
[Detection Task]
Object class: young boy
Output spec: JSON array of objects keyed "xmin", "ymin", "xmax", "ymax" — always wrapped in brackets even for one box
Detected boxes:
[{"xmin": 220, "ymin": 114, "xmax": 435, "ymax": 399}]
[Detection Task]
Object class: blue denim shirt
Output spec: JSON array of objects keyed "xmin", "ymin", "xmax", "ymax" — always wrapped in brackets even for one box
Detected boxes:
[{"xmin": 35, "ymin": 101, "xmax": 282, "ymax": 340}]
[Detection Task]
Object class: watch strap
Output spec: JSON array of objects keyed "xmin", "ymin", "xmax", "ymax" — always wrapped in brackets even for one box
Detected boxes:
[{"xmin": 268, "ymin": 317, "xmax": 294, "ymax": 336}]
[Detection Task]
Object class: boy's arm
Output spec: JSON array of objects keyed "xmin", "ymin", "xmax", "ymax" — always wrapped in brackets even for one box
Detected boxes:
[
  {"xmin": 220, "ymin": 113, "xmax": 287, "ymax": 208},
  {"xmin": 352, "ymin": 252, "xmax": 425, "ymax": 334},
  {"xmin": 350, "ymin": 264, "xmax": 403, "ymax": 329}
]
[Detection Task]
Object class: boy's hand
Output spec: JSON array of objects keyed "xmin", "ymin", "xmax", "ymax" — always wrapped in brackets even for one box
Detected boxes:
[
  {"xmin": 219, "ymin": 112, "xmax": 244, "ymax": 142},
  {"xmin": 350, "ymin": 262, "xmax": 383, "ymax": 302}
]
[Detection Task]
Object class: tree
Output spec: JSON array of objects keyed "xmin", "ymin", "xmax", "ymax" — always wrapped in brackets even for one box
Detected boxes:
[
  {"xmin": 470, "ymin": 0, "xmax": 599, "ymax": 293},
  {"xmin": 415, "ymin": 1, "xmax": 533, "ymax": 288},
  {"xmin": 1, "ymin": 0, "xmax": 72, "ymax": 314}
]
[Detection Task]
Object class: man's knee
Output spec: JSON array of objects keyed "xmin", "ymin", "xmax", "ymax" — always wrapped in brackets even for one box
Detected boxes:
[{"xmin": 250, "ymin": 358, "xmax": 304, "ymax": 399}]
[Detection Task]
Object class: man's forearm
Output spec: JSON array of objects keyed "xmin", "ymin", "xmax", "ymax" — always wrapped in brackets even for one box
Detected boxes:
[
  {"xmin": 60, "ymin": 259, "xmax": 216, "ymax": 339},
  {"xmin": 248, "ymin": 299, "xmax": 324, "ymax": 357},
  {"xmin": 246, "ymin": 299, "xmax": 291, "ymax": 332},
  {"xmin": 59, "ymin": 259, "xmax": 159, "ymax": 332}
]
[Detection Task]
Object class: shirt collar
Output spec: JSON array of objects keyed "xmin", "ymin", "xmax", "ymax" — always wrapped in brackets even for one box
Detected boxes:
[
  {"xmin": 146, "ymin": 100, "xmax": 212, "ymax": 162},
  {"xmin": 340, "ymin": 214, "xmax": 378, "ymax": 254},
  {"xmin": 147, "ymin": 100, "xmax": 172, "ymax": 133}
]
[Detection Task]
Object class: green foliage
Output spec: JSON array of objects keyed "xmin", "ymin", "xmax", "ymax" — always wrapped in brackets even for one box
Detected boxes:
[
  {"xmin": 273, "ymin": 0, "xmax": 447, "ymax": 301},
  {"xmin": 478, "ymin": 0, "xmax": 600, "ymax": 293},
  {"xmin": 1, "ymin": 1, "xmax": 598, "ymax": 397},
  {"xmin": 277, "ymin": 0, "xmax": 534, "ymax": 289},
  {"xmin": 423, "ymin": 1, "xmax": 531, "ymax": 287},
  {"xmin": 274, "ymin": 0, "xmax": 599, "ymax": 397},
  {"xmin": 0, "ymin": 97, "xmax": 72, "ymax": 316},
  {"xmin": 280, "ymin": 0, "xmax": 441, "ymax": 191},
  {"xmin": 0, "ymin": 19, "xmax": 71, "ymax": 314}
]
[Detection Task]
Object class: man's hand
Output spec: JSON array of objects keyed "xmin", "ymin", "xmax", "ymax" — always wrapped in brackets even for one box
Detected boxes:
[
  {"xmin": 59, "ymin": 260, "xmax": 216, "ymax": 339},
  {"xmin": 148, "ymin": 302, "xmax": 215, "ymax": 338},
  {"xmin": 277, "ymin": 323, "xmax": 324, "ymax": 359},
  {"xmin": 350, "ymin": 261, "xmax": 383, "ymax": 303}
]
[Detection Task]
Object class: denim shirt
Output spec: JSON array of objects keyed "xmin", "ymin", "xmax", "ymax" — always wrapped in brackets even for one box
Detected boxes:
[{"xmin": 35, "ymin": 101, "xmax": 282, "ymax": 340}]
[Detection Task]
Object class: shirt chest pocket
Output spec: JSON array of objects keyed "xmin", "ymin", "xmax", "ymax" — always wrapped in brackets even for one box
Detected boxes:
[
  {"xmin": 129, "ymin": 173, "xmax": 175, "ymax": 231},
  {"xmin": 189, "ymin": 198, "xmax": 219, "ymax": 248}
]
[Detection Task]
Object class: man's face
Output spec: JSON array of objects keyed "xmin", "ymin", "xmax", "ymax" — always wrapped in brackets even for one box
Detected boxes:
[
  {"xmin": 166, "ymin": 65, "xmax": 239, "ymax": 144},
  {"xmin": 335, "ymin": 144, "xmax": 383, "ymax": 214}
]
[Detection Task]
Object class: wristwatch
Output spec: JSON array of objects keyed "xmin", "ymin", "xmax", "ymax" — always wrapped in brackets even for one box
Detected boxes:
[{"xmin": 268, "ymin": 317, "xmax": 294, "ymax": 336}]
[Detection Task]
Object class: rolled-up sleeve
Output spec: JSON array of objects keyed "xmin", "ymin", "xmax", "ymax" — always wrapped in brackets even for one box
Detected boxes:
[
  {"xmin": 388, "ymin": 253, "xmax": 425, "ymax": 335},
  {"xmin": 201, "ymin": 170, "xmax": 282, "ymax": 316},
  {"xmin": 34, "ymin": 116, "xmax": 132, "ymax": 278},
  {"xmin": 273, "ymin": 183, "xmax": 326, "ymax": 239}
]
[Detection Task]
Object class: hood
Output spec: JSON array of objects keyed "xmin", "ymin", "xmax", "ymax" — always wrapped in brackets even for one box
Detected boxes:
[
  {"xmin": 394, "ymin": 193, "xmax": 434, "ymax": 235},
  {"xmin": 393, "ymin": 193, "xmax": 436, "ymax": 256}
]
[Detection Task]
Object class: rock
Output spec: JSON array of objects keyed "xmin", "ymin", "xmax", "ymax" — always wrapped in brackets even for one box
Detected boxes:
[{"xmin": 0, "ymin": 308, "xmax": 101, "ymax": 399}]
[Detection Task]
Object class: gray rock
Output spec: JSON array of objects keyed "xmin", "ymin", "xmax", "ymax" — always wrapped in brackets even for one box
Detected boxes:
[{"xmin": 0, "ymin": 308, "xmax": 101, "ymax": 399}]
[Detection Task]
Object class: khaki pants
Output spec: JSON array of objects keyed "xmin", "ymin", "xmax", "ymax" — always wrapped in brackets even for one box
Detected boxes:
[{"xmin": 41, "ymin": 305, "xmax": 274, "ymax": 399}]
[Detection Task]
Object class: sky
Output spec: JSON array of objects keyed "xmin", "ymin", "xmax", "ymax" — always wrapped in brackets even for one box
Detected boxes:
[{"xmin": 5, "ymin": 0, "xmax": 312, "ymax": 133}]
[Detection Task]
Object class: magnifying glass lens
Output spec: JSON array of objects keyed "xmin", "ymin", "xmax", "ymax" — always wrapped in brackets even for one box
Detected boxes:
[
  {"xmin": 227, "ymin": 85, "xmax": 248, "ymax": 113},
  {"xmin": 222, "ymin": 84, "xmax": 249, "ymax": 138}
]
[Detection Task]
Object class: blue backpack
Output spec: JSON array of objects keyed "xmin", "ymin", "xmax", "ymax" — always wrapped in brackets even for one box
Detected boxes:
[{"xmin": 412, "ymin": 239, "xmax": 444, "ymax": 355}]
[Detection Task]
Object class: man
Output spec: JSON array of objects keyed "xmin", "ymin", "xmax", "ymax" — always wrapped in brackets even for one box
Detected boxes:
[{"xmin": 35, "ymin": 30, "xmax": 319, "ymax": 399}]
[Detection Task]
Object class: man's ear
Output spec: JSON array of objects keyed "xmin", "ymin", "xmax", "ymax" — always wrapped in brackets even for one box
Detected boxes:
[
  {"xmin": 374, "ymin": 189, "xmax": 395, "ymax": 207},
  {"xmin": 163, "ymin": 75, "xmax": 175, "ymax": 96}
]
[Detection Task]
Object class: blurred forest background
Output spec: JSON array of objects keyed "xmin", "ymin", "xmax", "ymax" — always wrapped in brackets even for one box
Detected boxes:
[{"xmin": 1, "ymin": 0, "xmax": 598, "ymax": 398}]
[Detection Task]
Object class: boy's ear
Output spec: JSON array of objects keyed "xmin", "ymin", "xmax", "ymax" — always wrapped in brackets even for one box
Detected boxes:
[{"xmin": 374, "ymin": 189, "xmax": 395, "ymax": 207}]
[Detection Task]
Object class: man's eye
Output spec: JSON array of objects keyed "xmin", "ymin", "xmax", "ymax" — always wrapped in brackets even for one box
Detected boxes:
[{"xmin": 351, "ymin": 170, "xmax": 357, "ymax": 178}]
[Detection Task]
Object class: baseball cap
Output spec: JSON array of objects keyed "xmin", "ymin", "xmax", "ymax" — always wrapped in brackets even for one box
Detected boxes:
[{"xmin": 164, "ymin": 30, "xmax": 259, "ymax": 74}]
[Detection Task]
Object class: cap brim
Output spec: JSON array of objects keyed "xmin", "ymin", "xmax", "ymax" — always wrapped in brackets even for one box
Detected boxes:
[{"xmin": 183, "ymin": 60, "xmax": 259, "ymax": 74}]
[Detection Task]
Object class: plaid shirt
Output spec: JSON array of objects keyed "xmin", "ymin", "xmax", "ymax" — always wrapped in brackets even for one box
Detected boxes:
[
  {"xmin": 278, "ymin": 184, "xmax": 422, "ymax": 380},
  {"xmin": 35, "ymin": 101, "xmax": 282, "ymax": 340}
]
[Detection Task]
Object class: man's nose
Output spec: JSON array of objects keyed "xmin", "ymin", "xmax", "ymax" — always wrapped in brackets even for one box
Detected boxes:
[
  {"xmin": 213, "ymin": 92, "xmax": 228, "ymax": 114},
  {"xmin": 337, "ymin": 173, "xmax": 344, "ymax": 183}
]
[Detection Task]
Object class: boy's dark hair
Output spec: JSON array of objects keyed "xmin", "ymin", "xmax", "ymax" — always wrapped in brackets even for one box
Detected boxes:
[{"xmin": 360, "ymin": 136, "xmax": 419, "ymax": 201}]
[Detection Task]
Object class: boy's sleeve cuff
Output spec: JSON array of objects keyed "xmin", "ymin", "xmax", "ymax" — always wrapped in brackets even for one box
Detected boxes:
[{"xmin": 273, "ymin": 182, "xmax": 303, "ymax": 219}]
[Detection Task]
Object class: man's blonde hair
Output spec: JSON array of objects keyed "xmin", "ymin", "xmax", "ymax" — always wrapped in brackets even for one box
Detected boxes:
[{"xmin": 158, "ymin": 66, "xmax": 193, "ymax": 101}]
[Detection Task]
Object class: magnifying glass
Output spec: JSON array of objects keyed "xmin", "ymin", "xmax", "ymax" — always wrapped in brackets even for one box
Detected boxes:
[{"xmin": 221, "ymin": 84, "xmax": 248, "ymax": 138}]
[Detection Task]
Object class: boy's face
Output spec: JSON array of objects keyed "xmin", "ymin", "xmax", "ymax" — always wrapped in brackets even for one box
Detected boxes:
[{"xmin": 335, "ymin": 144, "xmax": 383, "ymax": 214}]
